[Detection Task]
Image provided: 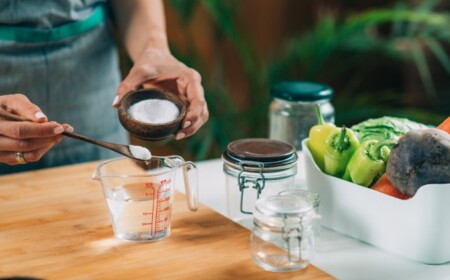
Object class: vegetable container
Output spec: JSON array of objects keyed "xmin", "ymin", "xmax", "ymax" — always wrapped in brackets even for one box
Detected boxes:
[{"xmin": 301, "ymin": 138, "xmax": 450, "ymax": 264}]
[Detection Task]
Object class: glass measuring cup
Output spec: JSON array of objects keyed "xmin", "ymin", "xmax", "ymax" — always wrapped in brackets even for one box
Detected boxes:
[{"xmin": 93, "ymin": 156, "xmax": 198, "ymax": 242}]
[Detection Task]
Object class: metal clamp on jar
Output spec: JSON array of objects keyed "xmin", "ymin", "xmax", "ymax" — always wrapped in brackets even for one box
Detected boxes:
[
  {"xmin": 269, "ymin": 81, "xmax": 335, "ymax": 150},
  {"xmin": 222, "ymin": 138, "xmax": 298, "ymax": 228},
  {"xmin": 250, "ymin": 195, "xmax": 319, "ymax": 272}
]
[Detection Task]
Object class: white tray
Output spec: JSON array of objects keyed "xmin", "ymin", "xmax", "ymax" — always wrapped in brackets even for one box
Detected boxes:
[{"xmin": 302, "ymin": 139, "xmax": 450, "ymax": 264}]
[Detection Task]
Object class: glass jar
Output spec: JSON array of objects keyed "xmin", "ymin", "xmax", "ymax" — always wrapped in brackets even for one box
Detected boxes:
[
  {"xmin": 269, "ymin": 81, "xmax": 335, "ymax": 150},
  {"xmin": 278, "ymin": 189, "xmax": 321, "ymax": 239},
  {"xmin": 222, "ymin": 138, "xmax": 298, "ymax": 228},
  {"xmin": 278, "ymin": 189, "xmax": 320, "ymax": 213},
  {"xmin": 250, "ymin": 195, "xmax": 318, "ymax": 272}
]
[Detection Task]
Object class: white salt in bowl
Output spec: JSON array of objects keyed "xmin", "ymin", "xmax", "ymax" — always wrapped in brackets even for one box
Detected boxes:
[{"xmin": 118, "ymin": 88, "xmax": 187, "ymax": 141}]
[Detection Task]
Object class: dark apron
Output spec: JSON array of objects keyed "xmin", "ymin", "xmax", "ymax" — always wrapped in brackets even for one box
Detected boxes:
[{"xmin": 0, "ymin": 4, "xmax": 128, "ymax": 174}]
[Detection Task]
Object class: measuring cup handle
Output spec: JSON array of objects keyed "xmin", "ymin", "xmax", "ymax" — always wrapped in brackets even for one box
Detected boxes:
[
  {"xmin": 182, "ymin": 161, "xmax": 198, "ymax": 211},
  {"xmin": 167, "ymin": 156, "xmax": 198, "ymax": 211}
]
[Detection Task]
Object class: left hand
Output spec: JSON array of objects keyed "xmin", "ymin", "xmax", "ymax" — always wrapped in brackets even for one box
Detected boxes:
[{"xmin": 113, "ymin": 48, "xmax": 209, "ymax": 140}]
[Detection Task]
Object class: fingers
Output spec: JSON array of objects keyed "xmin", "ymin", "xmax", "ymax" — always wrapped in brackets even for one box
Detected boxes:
[
  {"xmin": 62, "ymin": 123, "xmax": 74, "ymax": 133},
  {"xmin": 113, "ymin": 68, "xmax": 141, "ymax": 107},
  {"xmin": 0, "ymin": 121, "xmax": 65, "ymax": 139},
  {"xmin": 0, "ymin": 123, "xmax": 72, "ymax": 165},
  {"xmin": 0, "ymin": 94, "xmax": 48, "ymax": 123},
  {"xmin": 113, "ymin": 60, "xmax": 167, "ymax": 107},
  {"xmin": 114, "ymin": 65, "xmax": 180, "ymax": 107},
  {"xmin": 0, "ymin": 94, "xmax": 72, "ymax": 166},
  {"xmin": 175, "ymin": 77, "xmax": 209, "ymax": 139},
  {"xmin": 175, "ymin": 98, "xmax": 209, "ymax": 139},
  {"xmin": 0, "ymin": 132, "xmax": 65, "ymax": 165},
  {"xmin": 0, "ymin": 134, "xmax": 61, "ymax": 152},
  {"xmin": 0, "ymin": 144, "xmax": 56, "ymax": 165},
  {"xmin": 175, "ymin": 68, "xmax": 202, "ymax": 101}
]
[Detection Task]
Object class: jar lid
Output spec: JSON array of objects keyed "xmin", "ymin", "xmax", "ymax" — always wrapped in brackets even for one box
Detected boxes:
[
  {"xmin": 222, "ymin": 138, "xmax": 297, "ymax": 169},
  {"xmin": 271, "ymin": 81, "xmax": 333, "ymax": 102}
]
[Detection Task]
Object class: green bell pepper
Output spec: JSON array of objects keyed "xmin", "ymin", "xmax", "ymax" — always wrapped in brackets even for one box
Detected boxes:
[
  {"xmin": 343, "ymin": 140, "xmax": 392, "ymax": 187},
  {"xmin": 324, "ymin": 126, "xmax": 359, "ymax": 178},
  {"xmin": 308, "ymin": 104, "xmax": 336, "ymax": 171}
]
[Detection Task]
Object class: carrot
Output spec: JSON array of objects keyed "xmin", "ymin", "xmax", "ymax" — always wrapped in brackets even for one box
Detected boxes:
[
  {"xmin": 437, "ymin": 116, "xmax": 450, "ymax": 134},
  {"xmin": 371, "ymin": 174, "xmax": 411, "ymax": 200}
]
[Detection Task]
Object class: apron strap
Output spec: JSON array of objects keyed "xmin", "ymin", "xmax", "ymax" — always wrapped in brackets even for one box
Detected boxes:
[{"xmin": 0, "ymin": 5, "xmax": 107, "ymax": 43}]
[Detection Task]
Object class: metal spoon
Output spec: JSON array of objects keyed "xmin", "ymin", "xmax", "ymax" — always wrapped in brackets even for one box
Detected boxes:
[{"xmin": 0, "ymin": 109, "xmax": 151, "ymax": 161}]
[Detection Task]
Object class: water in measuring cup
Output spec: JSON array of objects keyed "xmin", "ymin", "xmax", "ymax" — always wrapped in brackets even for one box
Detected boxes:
[{"xmin": 106, "ymin": 180, "xmax": 173, "ymax": 241}]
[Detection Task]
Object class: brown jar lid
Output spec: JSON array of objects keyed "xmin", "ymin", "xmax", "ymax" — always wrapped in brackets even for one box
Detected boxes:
[{"xmin": 223, "ymin": 138, "xmax": 297, "ymax": 168}]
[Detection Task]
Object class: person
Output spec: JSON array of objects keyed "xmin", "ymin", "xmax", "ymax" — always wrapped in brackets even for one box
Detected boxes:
[{"xmin": 0, "ymin": 0, "xmax": 209, "ymax": 174}]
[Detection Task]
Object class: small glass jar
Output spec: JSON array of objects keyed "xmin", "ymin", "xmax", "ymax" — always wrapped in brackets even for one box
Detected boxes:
[
  {"xmin": 278, "ymin": 189, "xmax": 320, "ymax": 213},
  {"xmin": 278, "ymin": 189, "xmax": 321, "ymax": 239},
  {"xmin": 269, "ymin": 81, "xmax": 335, "ymax": 150},
  {"xmin": 250, "ymin": 195, "xmax": 318, "ymax": 272},
  {"xmin": 222, "ymin": 139, "xmax": 298, "ymax": 228}
]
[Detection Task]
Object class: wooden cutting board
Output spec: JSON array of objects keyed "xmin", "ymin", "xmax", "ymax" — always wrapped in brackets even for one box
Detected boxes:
[{"xmin": 0, "ymin": 161, "xmax": 334, "ymax": 279}]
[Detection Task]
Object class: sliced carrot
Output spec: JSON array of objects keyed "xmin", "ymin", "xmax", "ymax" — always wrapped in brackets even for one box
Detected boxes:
[
  {"xmin": 371, "ymin": 174, "xmax": 411, "ymax": 200},
  {"xmin": 437, "ymin": 116, "xmax": 450, "ymax": 133}
]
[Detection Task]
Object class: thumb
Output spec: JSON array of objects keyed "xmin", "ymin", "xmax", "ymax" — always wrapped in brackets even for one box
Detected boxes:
[
  {"xmin": 113, "ymin": 67, "xmax": 148, "ymax": 108},
  {"xmin": 2, "ymin": 94, "xmax": 48, "ymax": 123}
]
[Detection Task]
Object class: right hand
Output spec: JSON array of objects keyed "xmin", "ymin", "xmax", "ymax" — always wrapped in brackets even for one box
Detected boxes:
[{"xmin": 0, "ymin": 94, "xmax": 72, "ymax": 165}]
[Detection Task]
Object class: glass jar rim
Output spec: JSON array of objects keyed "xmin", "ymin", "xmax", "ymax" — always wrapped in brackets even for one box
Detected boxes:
[
  {"xmin": 253, "ymin": 196, "xmax": 316, "ymax": 229},
  {"xmin": 255, "ymin": 196, "xmax": 314, "ymax": 217}
]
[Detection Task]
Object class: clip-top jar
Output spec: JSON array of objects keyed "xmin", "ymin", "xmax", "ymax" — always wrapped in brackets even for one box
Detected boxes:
[
  {"xmin": 269, "ymin": 81, "xmax": 335, "ymax": 150},
  {"xmin": 250, "ymin": 195, "xmax": 318, "ymax": 272},
  {"xmin": 222, "ymin": 138, "xmax": 298, "ymax": 228}
]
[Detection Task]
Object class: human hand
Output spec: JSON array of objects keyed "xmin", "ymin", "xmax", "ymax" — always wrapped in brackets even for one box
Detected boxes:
[
  {"xmin": 0, "ymin": 94, "xmax": 72, "ymax": 165},
  {"xmin": 113, "ymin": 48, "xmax": 209, "ymax": 140}
]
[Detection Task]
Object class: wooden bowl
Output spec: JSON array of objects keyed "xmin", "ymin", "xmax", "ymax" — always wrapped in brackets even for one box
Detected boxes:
[{"xmin": 118, "ymin": 88, "xmax": 187, "ymax": 141}]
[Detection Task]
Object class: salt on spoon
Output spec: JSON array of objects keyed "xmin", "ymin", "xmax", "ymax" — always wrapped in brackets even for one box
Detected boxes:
[{"xmin": 129, "ymin": 145, "xmax": 152, "ymax": 161}]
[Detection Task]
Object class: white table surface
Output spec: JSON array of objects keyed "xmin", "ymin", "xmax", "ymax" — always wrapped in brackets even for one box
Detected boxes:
[{"xmin": 176, "ymin": 153, "xmax": 450, "ymax": 280}]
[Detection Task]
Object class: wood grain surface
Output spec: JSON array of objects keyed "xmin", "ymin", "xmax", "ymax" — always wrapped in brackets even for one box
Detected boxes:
[{"xmin": 0, "ymin": 161, "xmax": 334, "ymax": 280}]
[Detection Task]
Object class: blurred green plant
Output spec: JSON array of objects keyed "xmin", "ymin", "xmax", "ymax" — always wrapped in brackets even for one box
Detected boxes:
[
  {"xmin": 163, "ymin": 0, "xmax": 449, "ymax": 160},
  {"xmin": 270, "ymin": 0, "xmax": 450, "ymax": 124}
]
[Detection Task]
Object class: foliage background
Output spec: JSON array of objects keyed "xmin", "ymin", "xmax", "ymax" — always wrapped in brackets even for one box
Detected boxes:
[{"xmin": 121, "ymin": 0, "xmax": 450, "ymax": 161}]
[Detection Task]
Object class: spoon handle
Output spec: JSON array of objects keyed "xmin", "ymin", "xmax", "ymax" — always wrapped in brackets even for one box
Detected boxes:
[
  {"xmin": 0, "ymin": 109, "xmax": 126, "ymax": 156},
  {"xmin": 62, "ymin": 130, "xmax": 118, "ymax": 152}
]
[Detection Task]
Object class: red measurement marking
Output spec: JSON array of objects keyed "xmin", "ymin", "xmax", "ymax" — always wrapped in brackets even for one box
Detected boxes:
[
  {"xmin": 160, "ymin": 179, "xmax": 172, "ymax": 186},
  {"xmin": 142, "ymin": 212, "xmax": 152, "ymax": 215},
  {"xmin": 145, "ymin": 192, "xmax": 154, "ymax": 197},
  {"xmin": 141, "ymin": 222, "xmax": 152, "ymax": 226},
  {"xmin": 160, "ymin": 187, "xmax": 170, "ymax": 193},
  {"xmin": 145, "ymin": 182, "xmax": 154, "ymax": 188}
]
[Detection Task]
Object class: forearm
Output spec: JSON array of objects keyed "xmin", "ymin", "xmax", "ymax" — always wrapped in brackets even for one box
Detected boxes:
[{"xmin": 110, "ymin": 0, "xmax": 169, "ymax": 61}]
